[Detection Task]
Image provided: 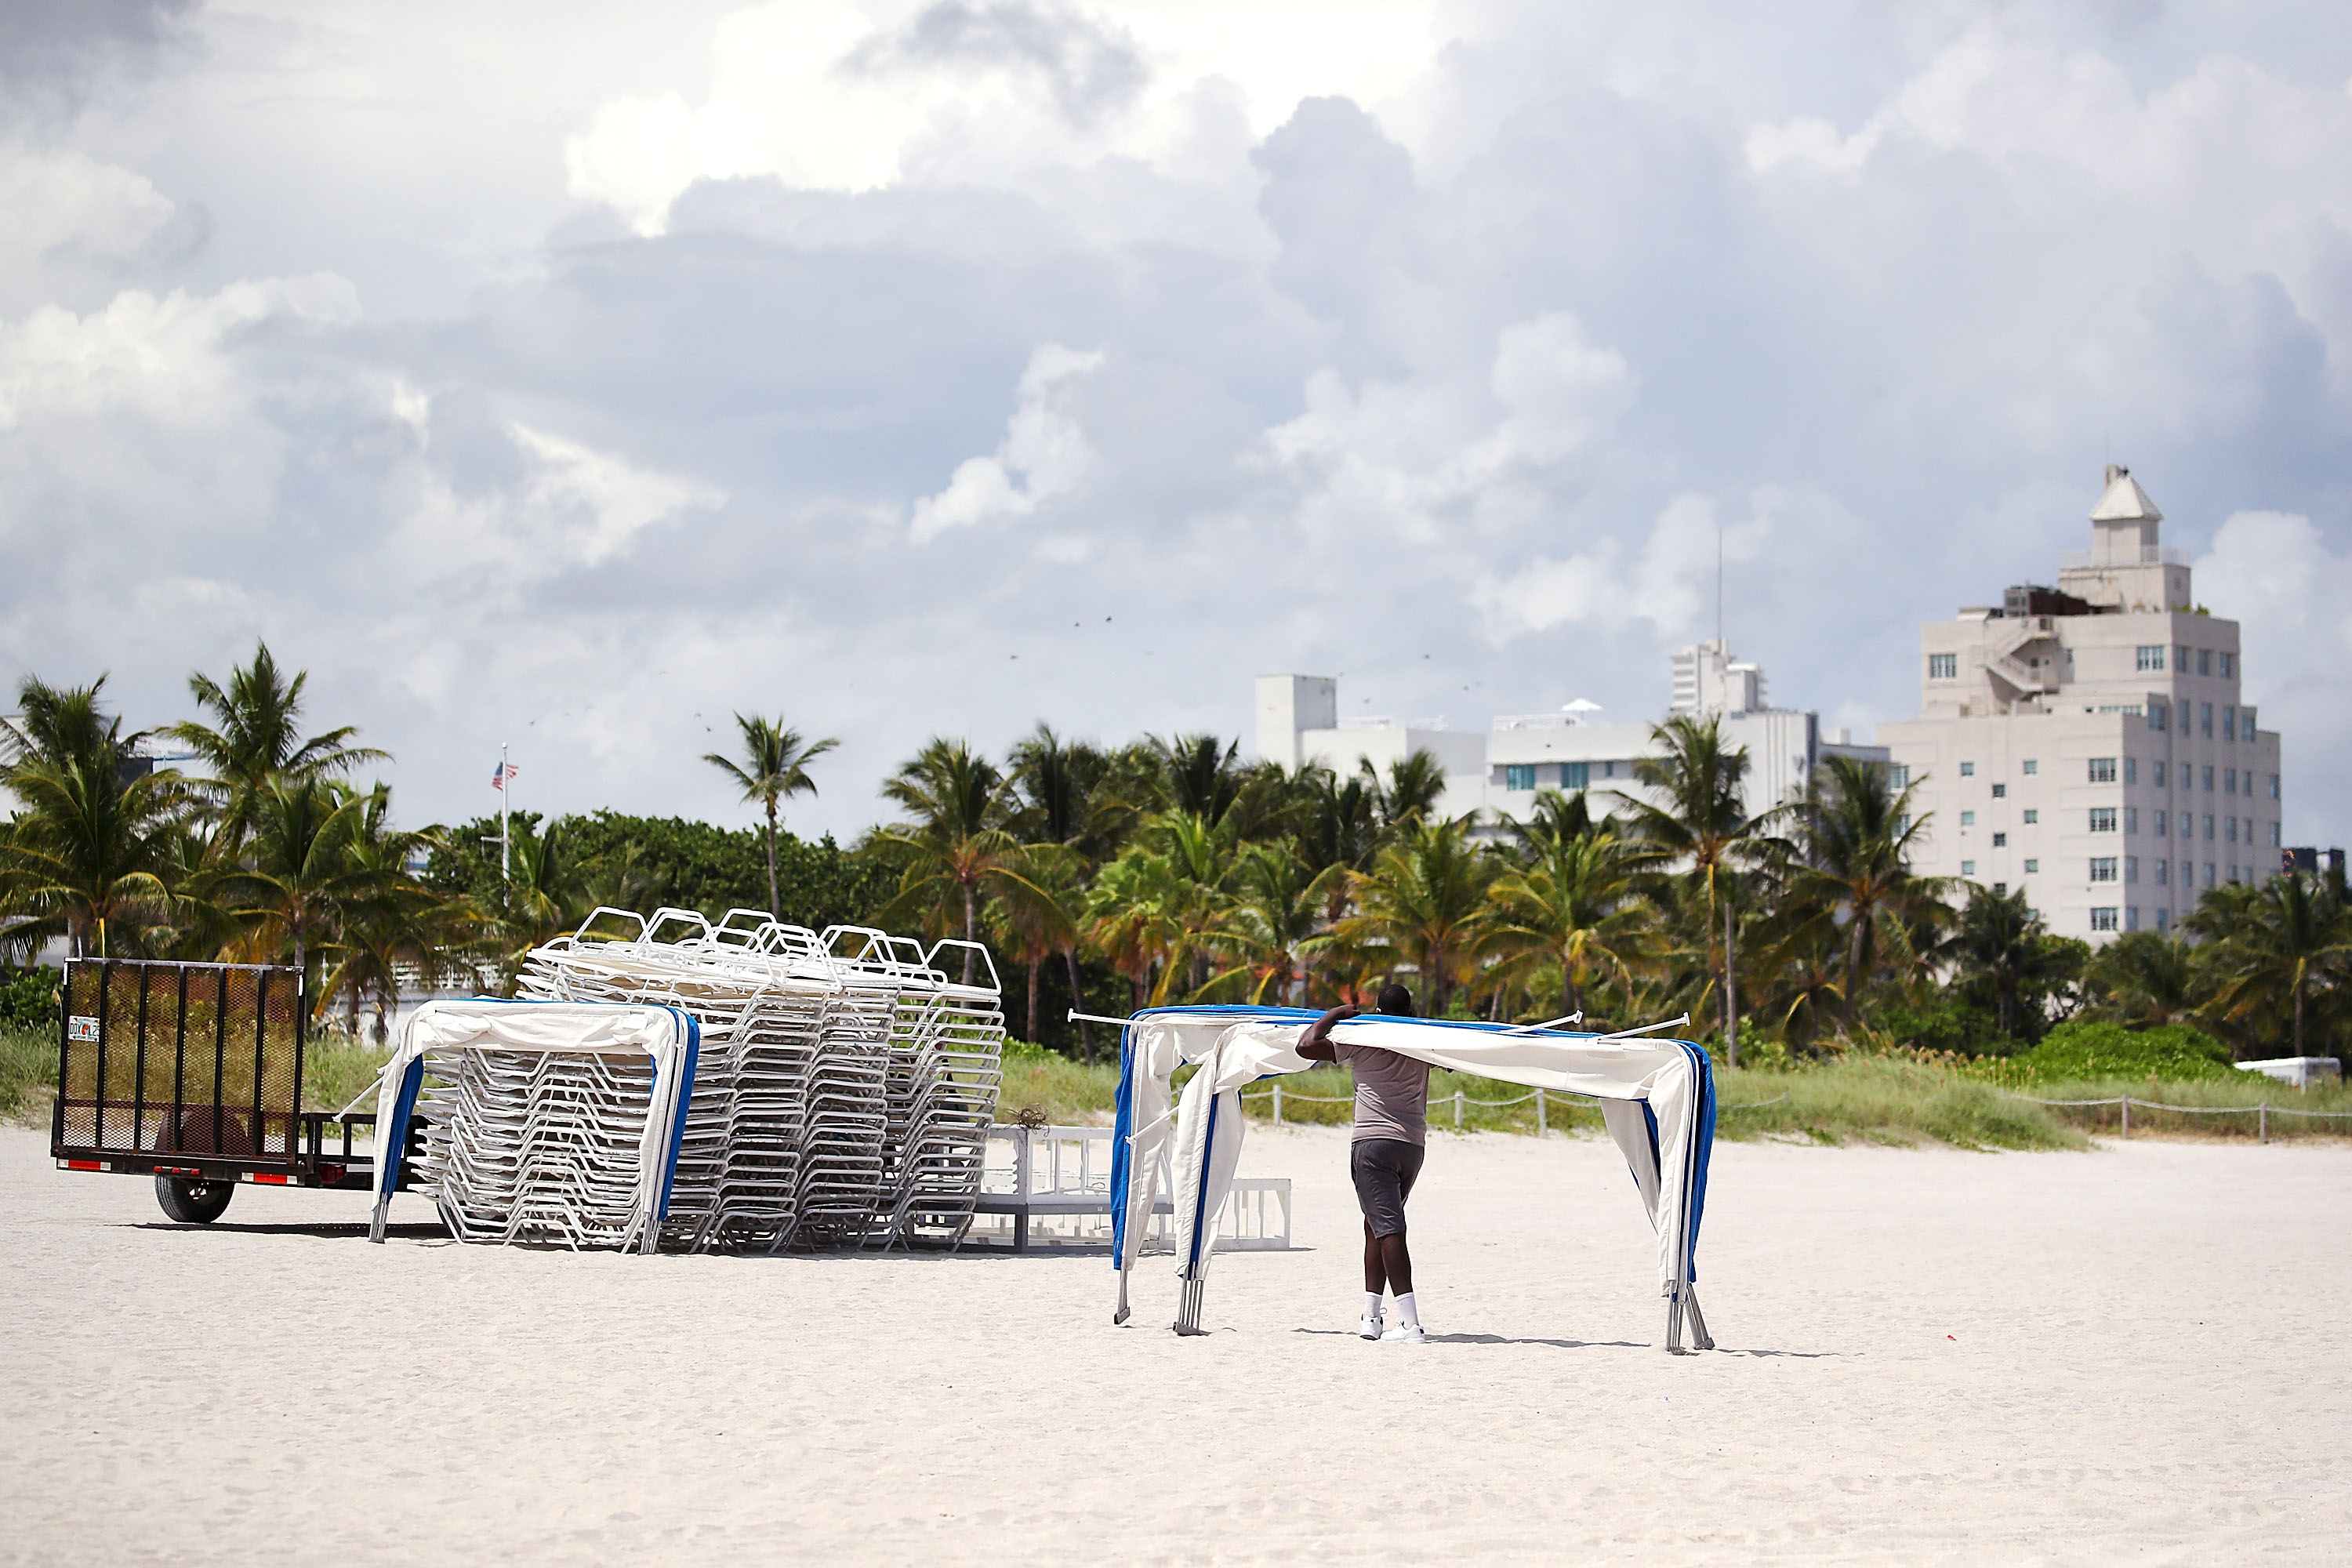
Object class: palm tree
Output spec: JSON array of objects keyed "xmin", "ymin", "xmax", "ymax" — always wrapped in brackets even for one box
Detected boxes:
[
  {"xmin": 217, "ymin": 777, "xmax": 407, "ymax": 996},
  {"xmin": 2187, "ymin": 870, "xmax": 2351, "ymax": 1057},
  {"xmin": 1783, "ymin": 754, "xmax": 1947, "ymax": 1026},
  {"xmin": 1, "ymin": 677, "xmax": 187, "ymax": 958},
  {"xmin": 169, "ymin": 643, "xmax": 386, "ymax": 843},
  {"xmin": 1950, "ymin": 884, "xmax": 2078, "ymax": 1040},
  {"xmin": 985, "ymin": 842, "xmax": 1083, "ymax": 1046},
  {"xmin": 1338, "ymin": 815, "xmax": 1493, "ymax": 1015},
  {"xmin": 1507, "ymin": 787, "xmax": 1596, "ymax": 858},
  {"xmin": 1205, "ymin": 843, "xmax": 1324, "ymax": 1005},
  {"xmin": 704, "ymin": 713, "xmax": 838, "ymax": 917},
  {"xmin": 2082, "ymin": 930, "xmax": 2201, "ymax": 1028},
  {"xmin": 877, "ymin": 738, "xmax": 1036, "ymax": 984},
  {"xmin": 1485, "ymin": 832, "xmax": 1654, "ymax": 1020},
  {"xmin": 1364, "ymin": 750, "xmax": 1450, "ymax": 835},
  {"xmin": 1085, "ymin": 845, "xmax": 1189, "ymax": 1008},
  {"xmin": 1615, "ymin": 715, "xmax": 1772, "ymax": 1062}
]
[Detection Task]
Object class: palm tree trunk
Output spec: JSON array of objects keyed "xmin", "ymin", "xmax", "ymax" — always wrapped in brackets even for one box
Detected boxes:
[
  {"xmin": 960, "ymin": 884, "xmax": 977, "ymax": 985},
  {"xmin": 1723, "ymin": 898, "xmax": 1739, "ymax": 1069},
  {"xmin": 1065, "ymin": 947, "xmax": 1092, "ymax": 1064},
  {"xmin": 1025, "ymin": 955, "xmax": 1041, "ymax": 1044},
  {"xmin": 763, "ymin": 799, "xmax": 780, "ymax": 916}
]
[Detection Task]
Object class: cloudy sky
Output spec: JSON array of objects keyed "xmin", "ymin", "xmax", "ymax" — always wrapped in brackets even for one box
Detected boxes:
[{"xmin": 5, "ymin": 0, "xmax": 2350, "ymax": 845}]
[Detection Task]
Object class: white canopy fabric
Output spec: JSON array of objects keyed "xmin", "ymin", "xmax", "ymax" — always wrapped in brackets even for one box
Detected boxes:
[
  {"xmin": 367, "ymin": 999, "xmax": 701, "ymax": 1253},
  {"xmin": 1109, "ymin": 1005, "xmax": 1718, "ymax": 1349}
]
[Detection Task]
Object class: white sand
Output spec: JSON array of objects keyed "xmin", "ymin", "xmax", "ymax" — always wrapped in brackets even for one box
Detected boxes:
[{"xmin": 3, "ymin": 1122, "xmax": 2347, "ymax": 1565}]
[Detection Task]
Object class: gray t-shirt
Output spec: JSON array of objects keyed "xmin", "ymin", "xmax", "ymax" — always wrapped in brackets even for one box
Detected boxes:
[{"xmin": 1332, "ymin": 1043, "xmax": 1432, "ymax": 1145}]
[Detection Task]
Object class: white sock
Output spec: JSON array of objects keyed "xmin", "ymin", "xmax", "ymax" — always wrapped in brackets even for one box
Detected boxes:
[
  {"xmin": 1396, "ymin": 1291, "xmax": 1421, "ymax": 1328},
  {"xmin": 1363, "ymin": 1291, "xmax": 1384, "ymax": 1319}
]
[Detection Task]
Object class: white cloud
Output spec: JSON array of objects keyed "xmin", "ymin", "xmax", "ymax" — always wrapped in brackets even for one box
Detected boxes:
[
  {"xmin": 1470, "ymin": 492, "xmax": 1767, "ymax": 643},
  {"xmin": 909, "ymin": 343, "xmax": 1104, "ymax": 540},
  {"xmin": 0, "ymin": 148, "xmax": 176, "ymax": 278}
]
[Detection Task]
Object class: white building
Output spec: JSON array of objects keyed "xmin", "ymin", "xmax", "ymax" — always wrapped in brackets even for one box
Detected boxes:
[
  {"xmin": 1256, "ymin": 639, "xmax": 1882, "ymax": 829},
  {"xmin": 1878, "ymin": 466, "xmax": 2285, "ymax": 944}
]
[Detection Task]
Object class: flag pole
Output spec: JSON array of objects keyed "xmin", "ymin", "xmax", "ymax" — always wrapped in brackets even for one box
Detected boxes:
[{"xmin": 499, "ymin": 741, "xmax": 510, "ymax": 884}]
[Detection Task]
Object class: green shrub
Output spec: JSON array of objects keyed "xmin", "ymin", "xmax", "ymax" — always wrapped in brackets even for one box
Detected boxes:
[
  {"xmin": 0, "ymin": 967, "xmax": 60, "ymax": 1033},
  {"xmin": 2009, "ymin": 1020, "xmax": 2237, "ymax": 1083}
]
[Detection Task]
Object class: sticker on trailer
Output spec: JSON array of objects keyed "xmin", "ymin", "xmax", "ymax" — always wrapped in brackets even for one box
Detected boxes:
[{"xmin": 67, "ymin": 1016, "xmax": 100, "ymax": 1043}]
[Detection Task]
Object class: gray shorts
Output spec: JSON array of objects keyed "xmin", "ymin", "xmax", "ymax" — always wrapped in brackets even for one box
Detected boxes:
[{"xmin": 1350, "ymin": 1138, "xmax": 1425, "ymax": 1239}]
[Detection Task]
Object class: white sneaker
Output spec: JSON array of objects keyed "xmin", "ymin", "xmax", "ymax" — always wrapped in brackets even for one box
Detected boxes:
[
  {"xmin": 1381, "ymin": 1323, "xmax": 1427, "ymax": 1344},
  {"xmin": 1357, "ymin": 1314, "xmax": 1385, "ymax": 1341}
]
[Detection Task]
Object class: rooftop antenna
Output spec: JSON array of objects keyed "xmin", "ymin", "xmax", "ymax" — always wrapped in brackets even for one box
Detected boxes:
[{"xmin": 1715, "ymin": 518, "xmax": 1725, "ymax": 648}]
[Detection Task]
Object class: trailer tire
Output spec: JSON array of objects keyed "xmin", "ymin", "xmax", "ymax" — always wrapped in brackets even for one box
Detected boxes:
[{"xmin": 155, "ymin": 1174, "xmax": 234, "ymax": 1224}]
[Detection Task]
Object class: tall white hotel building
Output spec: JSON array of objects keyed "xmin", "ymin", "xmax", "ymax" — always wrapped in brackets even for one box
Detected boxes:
[{"xmin": 1879, "ymin": 466, "xmax": 2283, "ymax": 943}]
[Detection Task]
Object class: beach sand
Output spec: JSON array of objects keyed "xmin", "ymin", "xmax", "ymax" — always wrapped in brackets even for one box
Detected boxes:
[{"xmin": 2, "ymin": 1121, "xmax": 2346, "ymax": 1565}]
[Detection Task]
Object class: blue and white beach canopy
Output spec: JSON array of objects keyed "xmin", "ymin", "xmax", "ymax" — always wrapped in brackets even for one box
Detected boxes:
[
  {"xmin": 368, "ymin": 998, "xmax": 700, "ymax": 1253},
  {"xmin": 1108, "ymin": 1005, "xmax": 1718, "ymax": 1350}
]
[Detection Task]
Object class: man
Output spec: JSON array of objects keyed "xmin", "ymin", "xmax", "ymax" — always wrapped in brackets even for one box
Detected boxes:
[{"xmin": 1297, "ymin": 983, "xmax": 1432, "ymax": 1344}]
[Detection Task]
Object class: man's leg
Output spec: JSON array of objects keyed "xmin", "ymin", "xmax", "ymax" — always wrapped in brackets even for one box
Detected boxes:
[
  {"xmin": 1377, "ymin": 1231, "xmax": 1413, "ymax": 1298},
  {"xmin": 1363, "ymin": 1221, "xmax": 1388, "ymax": 1294}
]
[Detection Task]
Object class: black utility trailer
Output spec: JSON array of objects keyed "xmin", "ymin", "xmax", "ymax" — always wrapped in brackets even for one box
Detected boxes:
[{"xmin": 50, "ymin": 958, "xmax": 390, "ymax": 1223}]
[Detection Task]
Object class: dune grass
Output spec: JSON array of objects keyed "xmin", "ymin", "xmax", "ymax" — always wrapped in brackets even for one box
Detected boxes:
[
  {"xmin": 2002, "ymin": 1073, "xmax": 2352, "ymax": 1140},
  {"xmin": 0, "ymin": 1022, "xmax": 394, "ymax": 1127},
  {"xmin": 2, "ymin": 1026, "xmax": 55, "ymax": 1125}
]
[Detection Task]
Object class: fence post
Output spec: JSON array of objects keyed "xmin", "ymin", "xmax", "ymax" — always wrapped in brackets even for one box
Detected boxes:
[
  {"xmin": 1536, "ymin": 1089, "xmax": 1547, "ymax": 1137},
  {"xmin": 1454, "ymin": 1090, "xmax": 1465, "ymax": 1131},
  {"xmin": 1272, "ymin": 1081, "xmax": 1283, "ymax": 1127},
  {"xmin": 2259, "ymin": 1104, "xmax": 2267, "ymax": 1143},
  {"xmin": 2119, "ymin": 1098, "xmax": 2129, "ymax": 1138}
]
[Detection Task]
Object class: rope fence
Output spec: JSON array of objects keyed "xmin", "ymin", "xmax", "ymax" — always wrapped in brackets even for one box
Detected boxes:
[
  {"xmin": 1233, "ymin": 1082, "xmax": 2343, "ymax": 1142},
  {"xmin": 1237, "ymin": 1084, "xmax": 1791, "ymax": 1134}
]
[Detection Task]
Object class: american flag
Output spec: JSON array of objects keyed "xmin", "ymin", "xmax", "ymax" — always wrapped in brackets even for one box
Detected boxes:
[{"xmin": 492, "ymin": 760, "xmax": 519, "ymax": 791}]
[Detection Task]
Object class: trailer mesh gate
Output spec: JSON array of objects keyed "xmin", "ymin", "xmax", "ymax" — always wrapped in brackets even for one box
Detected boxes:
[{"xmin": 56, "ymin": 960, "xmax": 305, "ymax": 1161}]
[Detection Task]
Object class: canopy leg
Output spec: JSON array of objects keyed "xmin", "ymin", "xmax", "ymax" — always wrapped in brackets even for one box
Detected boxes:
[
  {"xmin": 1173, "ymin": 1276, "xmax": 1208, "ymax": 1336},
  {"xmin": 1682, "ymin": 1286, "xmax": 1715, "ymax": 1352},
  {"xmin": 1664, "ymin": 1292, "xmax": 1685, "ymax": 1353},
  {"xmin": 367, "ymin": 1196, "xmax": 390, "ymax": 1245},
  {"xmin": 1113, "ymin": 1266, "xmax": 1133, "ymax": 1326}
]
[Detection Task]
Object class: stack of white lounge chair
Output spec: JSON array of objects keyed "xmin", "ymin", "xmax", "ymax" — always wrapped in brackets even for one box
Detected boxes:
[
  {"xmin": 420, "ymin": 1044, "xmax": 662, "ymax": 1249},
  {"xmin": 480, "ymin": 907, "xmax": 1004, "ymax": 1253}
]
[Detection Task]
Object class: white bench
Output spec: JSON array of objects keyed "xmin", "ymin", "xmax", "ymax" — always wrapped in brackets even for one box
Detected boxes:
[{"xmin": 966, "ymin": 1125, "xmax": 1291, "ymax": 1254}]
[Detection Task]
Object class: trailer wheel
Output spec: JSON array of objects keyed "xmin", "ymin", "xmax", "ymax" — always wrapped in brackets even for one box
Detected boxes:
[{"xmin": 155, "ymin": 1174, "xmax": 234, "ymax": 1224}]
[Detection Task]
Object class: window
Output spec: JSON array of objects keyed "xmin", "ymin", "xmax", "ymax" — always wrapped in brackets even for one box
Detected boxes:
[
  {"xmin": 2226, "ymin": 817, "xmax": 2238, "ymax": 844},
  {"xmin": 1992, "ymin": 832, "xmax": 2007, "ymax": 848},
  {"xmin": 1961, "ymin": 859, "xmax": 1976, "ymax": 877},
  {"xmin": 2176, "ymin": 644, "xmax": 2191, "ymax": 673},
  {"xmin": 2198, "ymin": 649, "xmax": 2212, "ymax": 677},
  {"xmin": 2242, "ymin": 713, "xmax": 2257, "ymax": 742},
  {"xmin": 1888, "ymin": 764, "xmax": 1910, "ymax": 788},
  {"xmin": 2268, "ymin": 773, "xmax": 2281, "ymax": 800},
  {"xmin": 2136, "ymin": 644, "xmax": 2165, "ymax": 671},
  {"xmin": 1563, "ymin": 761, "xmax": 1590, "ymax": 791},
  {"xmin": 2089, "ymin": 808, "xmax": 2118, "ymax": 833},
  {"xmin": 2269, "ymin": 822, "xmax": 2281, "ymax": 848},
  {"xmin": 2223, "ymin": 706, "xmax": 2236, "ymax": 742},
  {"xmin": 2204, "ymin": 813, "xmax": 2216, "ymax": 840},
  {"xmin": 2154, "ymin": 760, "xmax": 2167, "ymax": 788},
  {"xmin": 2155, "ymin": 811, "xmax": 2167, "ymax": 837},
  {"xmin": 2220, "ymin": 652, "xmax": 2234, "ymax": 679},
  {"xmin": 2090, "ymin": 857, "xmax": 2118, "ymax": 882},
  {"xmin": 2088, "ymin": 757, "xmax": 2116, "ymax": 783},
  {"xmin": 2091, "ymin": 906, "xmax": 2119, "ymax": 931},
  {"xmin": 1504, "ymin": 764, "xmax": 1537, "ymax": 791},
  {"xmin": 2023, "ymin": 808, "xmax": 2038, "ymax": 825},
  {"xmin": 1894, "ymin": 814, "xmax": 1911, "ymax": 836},
  {"xmin": 2157, "ymin": 859, "xmax": 2169, "ymax": 885},
  {"xmin": 2126, "ymin": 907, "xmax": 2141, "ymax": 931},
  {"xmin": 2203, "ymin": 766, "xmax": 2215, "ymax": 792},
  {"xmin": 2201, "ymin": 702, "xmax": 2213, "ymax": 737},
  {"xmin": 2022, "ymin": 759, "xmax": 2038, "ymax": 775},
  {"xmin": 2124, "ymin": 758, "xmax": 2138, "ymax": 785},
  {"xmin": 2125, "ymin": 807, "xmax": 2139, "ymax": 834},
  {"xmin": 2180, "ymin": 811, "xmax": 2192, "ymax": 836},
  {"xmin": 2155, "ymin": 909, "xmax": 2169, "ymax": 933},
  {"xmin": 1994, "ymin": 883, "xmax": 2007, "ymax": 895},
  {"xmin": 2225, "ymin": 768, "xmax": 2237, "ymax": 795},
  {"xmin": 1960, "ymin": 810, "xmax": 1976, "ymax": 826},
  {"xmin": 1603, "ymin": 760, "xmax": 1617, "ymax": 778},
  {"xmin": 2126, "ymin": 856, "xmax": 2140, "ymax": 883},
  {"xmin": 2184, "ymin": 860, "xmax": 2196, "ymax": 887},
  {"xmin": 2205, "ymin": 862, "xmax": 2216, "ymax": 887},
  {"xmin": 1991, "ymin": 782, "xmax": 2007, "ymax": 798},
  {"xmin": 1959, "ymin": 760, "xmax": 1976, "ymax": 776},
  {"xmin": 1929, "ymin": 653, "xmax": 1958, "ymax": 681},
  {"xmin": 2024, "ymin": 858, "xmax": 2039, "ymax": 873},
  {"xmin": 2147, "ymin": 702, "xmax": 2169, "ymax": 732}
]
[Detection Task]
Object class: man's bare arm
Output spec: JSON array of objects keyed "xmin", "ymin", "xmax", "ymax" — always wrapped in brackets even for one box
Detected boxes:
[{"xmin": 1295, "ymin": 1004, "xmax": 1362, "ymax": 1062}]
